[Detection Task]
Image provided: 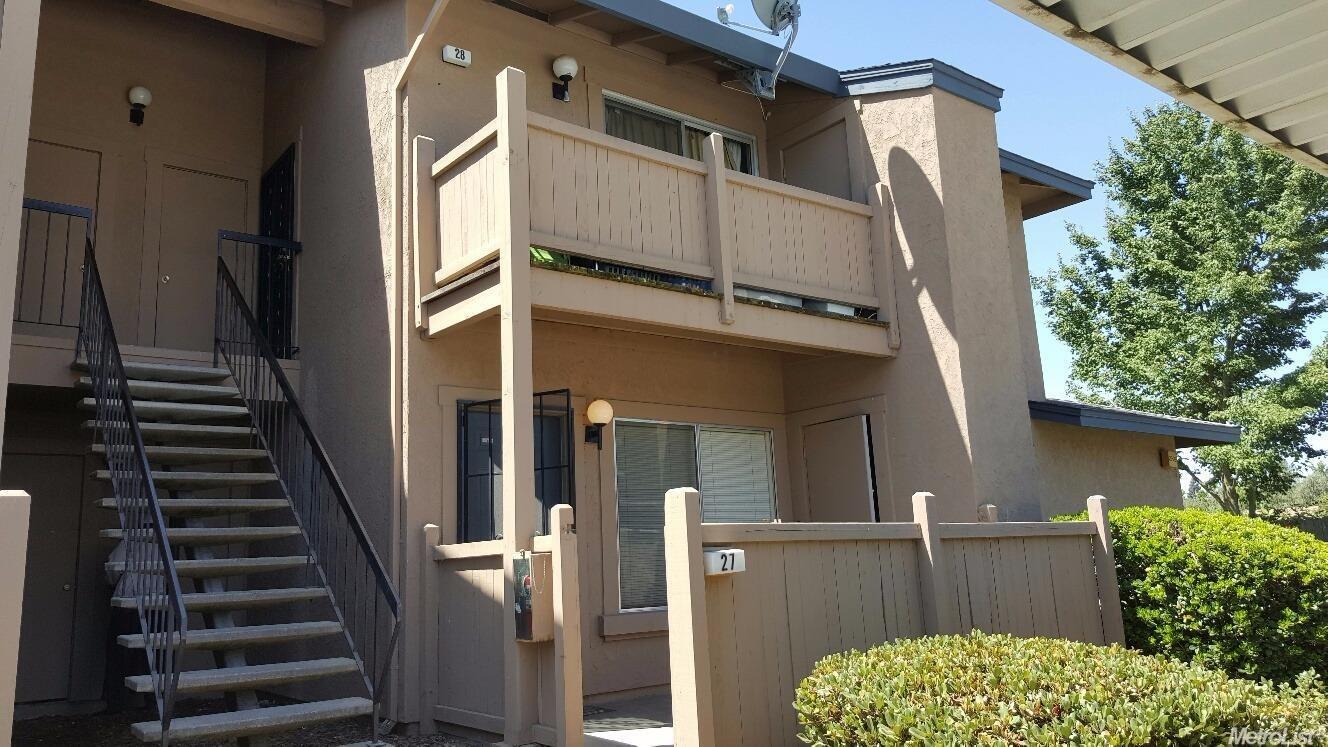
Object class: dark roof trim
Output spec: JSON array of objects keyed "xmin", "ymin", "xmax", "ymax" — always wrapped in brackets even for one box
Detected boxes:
[
  {"xmin": 574, "ymin": 0, "xmax": 843, "ymax": 95},
  {"xmin": 839, "ymin": 59, "xmax": 1004, "ymax": 112},
  {"xmin": 998, "ymin": 149, "xmax": 1093, "ymax": 199},
  {"xmin": 1029, "ymin": 399, "xmax": 1241, "ymax": 448}
]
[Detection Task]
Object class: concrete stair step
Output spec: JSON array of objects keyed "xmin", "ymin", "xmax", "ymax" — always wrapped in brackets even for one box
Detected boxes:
[
  {"xmin": 130, "ymin": 697, "xmax": 372, "ymax": 743},
  {"xmin": 77, "ymin": 377, "xmax": 240, "ymax": 402},
  {"xmin": 124, "ymin": 657, "xmax": 360, "ymax": 695},
  {"xmin": 101, "ymin": 525, "xmax": 300, "ymax": 545},
  {"xmin": 93, "ymin": 469, "xmax": 278, "ymax": 488},
  {"xmin": 84, "ymin": 421, "xmax": 256, "ymax": 442},
  {"xmin": 105, "ymin": 555, "xmax": 312, "ymax": 578},
  {"xmin": 113, "ymin": 587, "xmax": 328, "ymax": 612},
  {"xmin": 118, "ymin": 620, "xmax": 344, "ymax": 650},
  {"xmin": 91, "ymin": 444, "xmax": 269, "ymax": 465},
  {"xmin": 98, "ymin": 497, "xmax": 290, "ymax": 515},
  {"xmin": 79, "ymin": 398, "xmax": 250, "ymax": 422},
  {"xmin": 73, "ymin": 359, "xmax": 232, "ymax": 383}
]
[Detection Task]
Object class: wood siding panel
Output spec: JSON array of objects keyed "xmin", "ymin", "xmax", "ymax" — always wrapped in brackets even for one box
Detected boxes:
[
  {"xmin": 527, "ymin": 120, "xmax": 709, "ymax": 275},
  {"xmin": 725, "ymin": 176, "xmax": 874, "ymax": 305},
  {"xmin": 436, "ymin": 559, "xmax": 505, "ymax": 724},
  {"xmin": 437, "ymin": 138, "xmax": 501, "ymax": 276},
  {"xmin": 702, "ymin": 535, "xmax": 921, "ymax": 746}
]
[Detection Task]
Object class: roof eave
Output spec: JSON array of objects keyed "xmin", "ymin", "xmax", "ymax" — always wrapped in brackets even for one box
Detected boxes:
[
  {"xmin": 1029, "ymin": 400, "xmax": 1242, "ymax": 447},
  {"xmin": 574, "ymin": 0, "xmax": 843, "ymax": 95}
]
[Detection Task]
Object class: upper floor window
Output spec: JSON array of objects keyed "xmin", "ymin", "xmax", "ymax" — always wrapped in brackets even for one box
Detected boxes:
[{"xmin": 604, "ymin": 92, "xmax": 757, "ymax": 176}]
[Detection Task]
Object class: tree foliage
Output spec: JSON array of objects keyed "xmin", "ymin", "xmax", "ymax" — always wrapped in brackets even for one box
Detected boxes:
[{"xmin": 1036, "ymin": 103, "xmax": 1328, "ymax": 514}]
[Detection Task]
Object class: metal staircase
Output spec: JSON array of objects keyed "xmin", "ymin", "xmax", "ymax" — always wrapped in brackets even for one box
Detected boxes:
[{"xmin": 77, "ymin": 235, "xmax": 399, "ymax": 745}]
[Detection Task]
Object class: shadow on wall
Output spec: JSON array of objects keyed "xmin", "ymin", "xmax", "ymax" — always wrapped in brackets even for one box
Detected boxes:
[{"xmin": 262, "ymin": 0, "xmax": 406, "ymax": 555}]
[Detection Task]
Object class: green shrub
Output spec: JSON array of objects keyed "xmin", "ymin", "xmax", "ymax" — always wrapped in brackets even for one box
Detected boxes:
[
  {"xmin": 1062, "ymin": 506, "xmax": 1328, "ymax": 682},
  {"xmin": 795, "ymin": 632, "xmax": 1328, "ymax": 746}
]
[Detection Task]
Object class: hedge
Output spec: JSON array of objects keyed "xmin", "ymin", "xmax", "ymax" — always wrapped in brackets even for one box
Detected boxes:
[
  {"xmin": 1065, "ymin": 506, "xmax": 1328, "ymax": 682},
  {"xmin": 795, "ymin": 632, "xmax": 1328, "ymax": 746}
]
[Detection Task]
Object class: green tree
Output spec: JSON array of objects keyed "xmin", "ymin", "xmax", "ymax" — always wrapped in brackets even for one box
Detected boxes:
[{"xmin": 1036, "ymin": 103, "xmax": 1328, "ymax": 516}]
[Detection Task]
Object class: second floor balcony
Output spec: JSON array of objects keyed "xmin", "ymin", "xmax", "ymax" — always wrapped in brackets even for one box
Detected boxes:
[{"xmin": 416, "ymin": 69, "xmax": 896, "ymax": 358}]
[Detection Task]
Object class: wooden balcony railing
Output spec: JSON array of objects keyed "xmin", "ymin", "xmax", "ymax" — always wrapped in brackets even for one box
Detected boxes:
[{"xmin": 415, "ymin": 68, "xmax": 899, "ymax": 352}]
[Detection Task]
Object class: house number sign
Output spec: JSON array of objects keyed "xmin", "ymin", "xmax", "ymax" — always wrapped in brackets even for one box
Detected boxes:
[{"xmin": 703, "ymin": 548, "xmax": 746, "ymax": 576}]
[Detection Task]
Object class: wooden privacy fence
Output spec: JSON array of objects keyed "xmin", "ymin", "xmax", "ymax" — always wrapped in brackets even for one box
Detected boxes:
[
  {"xmin": 421, "ymin": 68, "xmax": 896, "ymax": 331},
  {"xmin": 422, "ymin": 504, "xmax": 583, "ymax": 746},
  {"xmin": 665, "ymin": 489, "xmax": 1124, "ymax": 747}
]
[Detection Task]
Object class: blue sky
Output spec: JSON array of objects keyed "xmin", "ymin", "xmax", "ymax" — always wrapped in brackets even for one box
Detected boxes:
[{"xmin": 665, "ymin": 0, "xmax": 1328, "ymax": 404}]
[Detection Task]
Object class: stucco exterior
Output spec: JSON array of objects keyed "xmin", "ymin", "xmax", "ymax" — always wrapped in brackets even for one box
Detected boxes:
[
  {"xmin": 0, "ymin": 0, "xmax": 1212, "ymax": 741},
  {"xmin": 1034, "ymin": 421, "xmax": 1183, "ymax": 516}
]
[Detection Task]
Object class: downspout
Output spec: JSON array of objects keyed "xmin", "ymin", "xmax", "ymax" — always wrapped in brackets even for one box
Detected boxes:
[{"xmin": 390, "ymin": 0, "xmax": 450, "ymax": 723}]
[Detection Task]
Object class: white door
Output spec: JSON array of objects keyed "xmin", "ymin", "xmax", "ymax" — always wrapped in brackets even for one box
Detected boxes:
[{"xmin": 803, "ymin": 415, "xmax": 877, "ymax": 522}]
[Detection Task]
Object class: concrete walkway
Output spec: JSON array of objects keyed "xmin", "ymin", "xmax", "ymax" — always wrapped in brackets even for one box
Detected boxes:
[{"xmin": 583, "ymin": 693, "xmax": 672, "ymax": 747}]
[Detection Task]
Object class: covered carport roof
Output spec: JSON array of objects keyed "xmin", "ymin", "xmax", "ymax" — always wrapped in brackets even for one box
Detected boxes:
[{"xmin": 988, "ymin": 0, "xmax": 1328, "ymax": 176}]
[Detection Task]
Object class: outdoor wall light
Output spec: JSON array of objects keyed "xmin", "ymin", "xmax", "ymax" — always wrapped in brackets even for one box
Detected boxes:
[
  {"xmin": 585, "ymin": 398, "xmax": 614, "ymax": 449},
  {"xmin": 552, "ymin": 55, "xmax": 579, "ymax": 102},
  {"xmin": 127, "ymin": 86, "xmax": 152, "ymax": 126}
]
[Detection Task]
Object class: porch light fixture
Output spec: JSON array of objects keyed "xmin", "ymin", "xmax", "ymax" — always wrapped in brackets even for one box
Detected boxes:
[
  {"xmin": 552, "ymin": 55, "xmax": 579, "ymax": 103},
  {"xmin": 585, "ymin": 398, "xmax": 613, "ymax": 449},
  {"xmin": 127, "ymin": 86, "xmax": 152, "ymax": 126}
]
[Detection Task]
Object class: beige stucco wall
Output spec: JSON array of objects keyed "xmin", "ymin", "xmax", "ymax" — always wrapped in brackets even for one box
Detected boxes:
[
  {"xmin": 1033, "ymin": 421, "xmax": 1182, "ymax": 516},
  {"xmin": 19, "ymin": 0, "xmax": 265, "ymax": 348},
  {"xmin": 0, "ymin": 491, "xmax": 31, "ymax": 747},
  {"xmin": 1002, "ymin": 173, "xmax": 1046, "ymax": 401},
  {"xmin": 261, "ymin": 0, "xmax": 406, "ymax": 561},
  {"xmin": 414, "ymin": 317, "xmax": 792, "ymax": 702}
]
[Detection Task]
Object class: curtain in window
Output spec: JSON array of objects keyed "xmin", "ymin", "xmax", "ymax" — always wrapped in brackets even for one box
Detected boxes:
[
  {"xmin": 683, "ymin": 126, "xmax": 751, "ymax": 172},
  {"xmin": 606, "ymin": 101, "xmax": 683, "ymax": 157},
  {"xmin": 614, "ymin": 421, "xmax": 697, "ymax": 609},
  {"xmin": 698, "ymin": 426, "xmax": 776, "ymax": 522}
]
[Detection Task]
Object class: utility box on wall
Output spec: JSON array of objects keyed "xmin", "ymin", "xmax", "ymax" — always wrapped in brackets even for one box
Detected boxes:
[{"xmin": 513, "ymin": 551, "xmax": 553, "ymax": 642}]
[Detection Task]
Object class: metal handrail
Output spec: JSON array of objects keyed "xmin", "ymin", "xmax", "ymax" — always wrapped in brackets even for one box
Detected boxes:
[
  {"xmin": 17, "ymin": 199, "xmax": 95, "ymax": 329},
  {"xmin": 77, "ymin": 235, "xmax": 187, "ymax": 746},
  {"xmin": 216, "ymin": 230, "xmax": 302, "ymax": 358},
  {"xmin": 214, "ymin": 256, "xmax": 400, "ymax": 741}
]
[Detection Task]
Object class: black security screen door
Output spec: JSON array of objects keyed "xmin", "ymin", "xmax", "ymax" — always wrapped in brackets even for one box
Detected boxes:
[
  {"xmin": 257, "ymin": 144, "xmax": 297, "ymax": 356},
  {"xmin": 458, "ymin": 389, "xmax": 575, "ymax": 542}
]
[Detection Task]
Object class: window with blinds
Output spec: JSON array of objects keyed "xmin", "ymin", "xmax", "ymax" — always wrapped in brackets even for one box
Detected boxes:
[
  {"xmin": 698, "ymin": 426, "xmax": 777, "ymax": 523},
  {"xmin": 614, "ymin": 420, "xmax": 776, "ymax": 610}
]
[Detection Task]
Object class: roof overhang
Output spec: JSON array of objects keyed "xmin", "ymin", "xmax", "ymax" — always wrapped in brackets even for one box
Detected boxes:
[
  {"xmin": 1029, "ymin": 399, "xmax": 1241, "ymax": 447},
  {"xmin": 840, "ymin": 59, "xmax": 1005, "ymax": 111},
  {"xmin": 987, "ymin": 0, "xmax": 1328, "ymax": 176},
  {"xmin": 999, "ymin": 149, "xmax": 1094, "ymax": 218}
]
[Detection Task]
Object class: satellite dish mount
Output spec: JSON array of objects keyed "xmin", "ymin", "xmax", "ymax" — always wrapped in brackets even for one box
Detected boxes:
[{"xmin": 717, "ymin": 0, "xmax": 801, "ymax": 100}]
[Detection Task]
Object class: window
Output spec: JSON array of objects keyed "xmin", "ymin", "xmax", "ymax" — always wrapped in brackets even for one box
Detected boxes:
[
  {"xmin": 604, "ymin": 93, "xmax": 757, "ymax": 175},
  {"xmin": 614, "ymin": 420, "xmax": 776, "ymax": 610},
  {"xmin": 458, "ymin": 390, "xmax": 574, "ymax": 542}
]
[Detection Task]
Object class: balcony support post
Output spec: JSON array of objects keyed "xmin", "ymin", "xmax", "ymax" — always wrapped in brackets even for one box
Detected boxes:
[
  {"xmin": 702, "ymin": 133, "xmax": 736, "ymax": 324},
  {"xmin": 495, "ymin": 66, "xmax": 540, "ymax": 747}
]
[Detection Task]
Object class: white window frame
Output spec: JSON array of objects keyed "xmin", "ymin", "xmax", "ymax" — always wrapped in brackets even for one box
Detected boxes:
[
  {"xmin": 611, "ymin": 417, "xmax": 777, "ymax": 612},
  {"xmin": 602, "ymin": 90, "xmax": 760, "ymax": 175}
]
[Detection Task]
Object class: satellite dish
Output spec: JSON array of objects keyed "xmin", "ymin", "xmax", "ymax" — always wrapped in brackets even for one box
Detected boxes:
[
  {"xmin": 716, "ymin": 0, "xmax": 801, "ymax": 100},
  {"xmin": 750, "ymin": 0, "xmax": 798, "ymax": 33}
]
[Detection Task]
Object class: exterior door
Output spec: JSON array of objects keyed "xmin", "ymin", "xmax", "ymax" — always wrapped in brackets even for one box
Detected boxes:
[
  {"xmin": 803, "ymin": 415, "xmax": 878, "ymax": 522},
  {"xmin": 151, "ymin": 165, "xmax": 247, "ymax": 350},
  {"xmin": 2, "ymin": 453, "xmax": 85, "ymax": 703}
]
